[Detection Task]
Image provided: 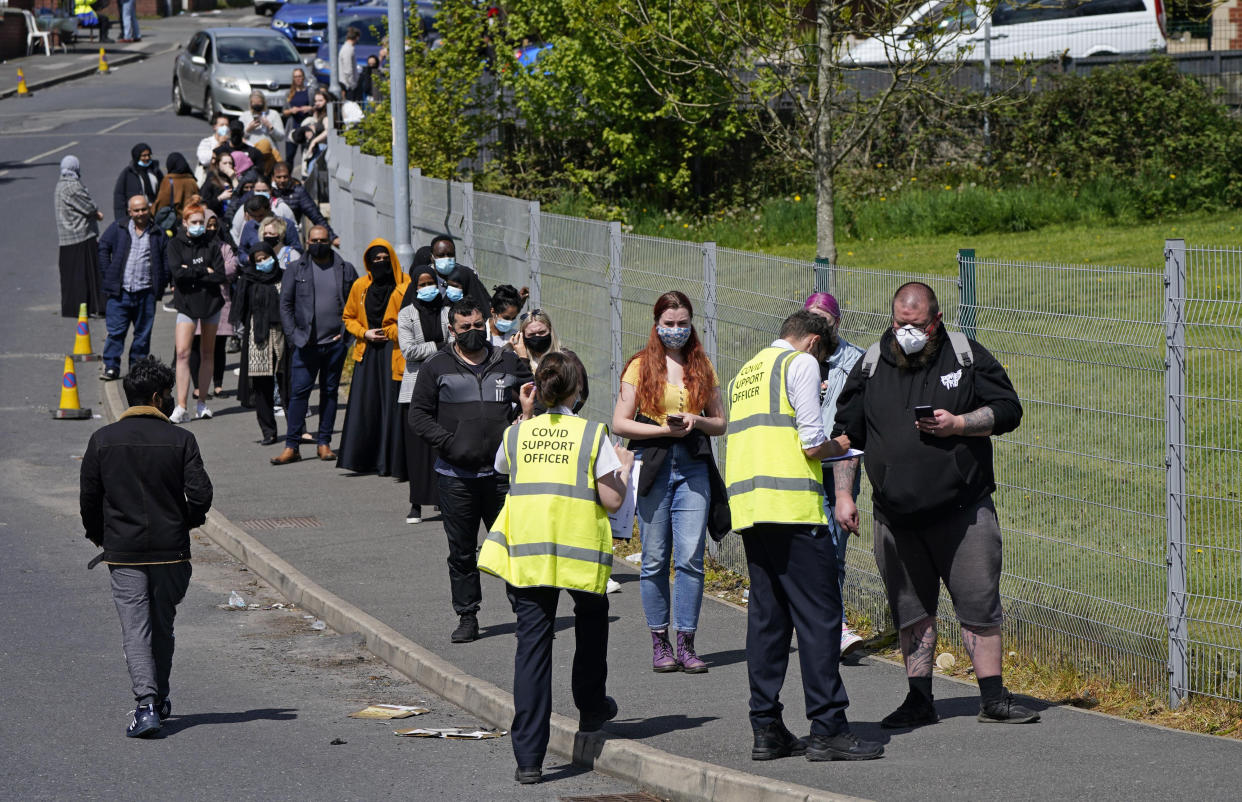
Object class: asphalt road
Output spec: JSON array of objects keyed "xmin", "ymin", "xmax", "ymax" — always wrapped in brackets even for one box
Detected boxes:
[{"xmin": 0, "ymin": 39, "xmax": 636, "ymax": 802}]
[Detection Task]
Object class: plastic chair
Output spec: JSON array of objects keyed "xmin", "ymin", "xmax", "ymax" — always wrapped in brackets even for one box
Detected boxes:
[{"xmin": 22, "ymin": 9, "xmax": 53, "ymax": 56}]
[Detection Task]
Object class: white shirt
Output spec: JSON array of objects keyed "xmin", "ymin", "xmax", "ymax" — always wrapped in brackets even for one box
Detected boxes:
[
  {"xmin": 237, "ymin": 110, "xmax": 286, "ymax": 147},
  {"xmin": 493, "ymin": 406, "xmax": 623, "ymax": 478},
  {"xmin": 771, "ymin": 339, "xmax": 828, "ymax": 450}
]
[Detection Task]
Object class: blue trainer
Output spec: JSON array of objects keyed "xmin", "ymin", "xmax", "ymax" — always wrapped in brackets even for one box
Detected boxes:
[{"xmin": 126, "ymin": 704, "xmax": 162, "ymax": 738}]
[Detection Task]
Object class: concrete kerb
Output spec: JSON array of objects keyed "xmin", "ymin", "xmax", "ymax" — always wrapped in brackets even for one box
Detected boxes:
[
  {"xmin": 0, "ymin": 51, "xmax": 149, "ymax": 101},
  {"xmin": 99, "ymin": 378, "xmax": 866, "ymax": 802}
]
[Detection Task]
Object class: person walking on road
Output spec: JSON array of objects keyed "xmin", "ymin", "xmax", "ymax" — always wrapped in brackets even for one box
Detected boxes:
[
  {"xmin": 611, "ymin": 291, "xmax": 726, "ymax": 674},
  {"xmin": 392, "ymin": 248, "xmax": 447, "ymax": 524},
  {"xmin": 337, "ymin": 239, "xmax": 409, "ymax": 476},
  {"xmin": 166, "ymin": 204, "xmax": 226, "ymax": 423},
  {"xmin": 725, "ymin": 309, "xmax": 883, "ymax": 763},
  {"xmin": 117, "ymin": 0, "xmax": 139, "ymax": 42},
  {"xmin": 408, "ymin": 298, "xmax": 532, "ymax": 643},
  {"xmin": 97, "ymin": 194, "xmax": 167, "ymax": 382},
  {"xmin": 112, "ymin": 143, "xmax": 162, "ymax": 223},
  {"xmin": 804, "ymin": 292, "xmax": 866, "ymax": 658},
  {"xmin": 478, "ymin": 351, "xmax": 632, "ymax": 785},
  {"xmin": 273, "ymin": 225, "xmax": 356, "ymax": 465},
  {"xmin": 79, "ymin": 356, "xmax": 212, "ymax": 738},
  {"xmin": 831, "ymin": 282, "xmax": 1039, "ymax": 727},
  {"xmin": 55, "ymin": 154, "xmax": 106, "ymax": 318}
]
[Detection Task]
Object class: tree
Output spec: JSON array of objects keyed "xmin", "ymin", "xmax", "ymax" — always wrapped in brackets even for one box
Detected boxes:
[{"xmin": 598, "ymin": 0, "xmax": 996, "ymax": 262}]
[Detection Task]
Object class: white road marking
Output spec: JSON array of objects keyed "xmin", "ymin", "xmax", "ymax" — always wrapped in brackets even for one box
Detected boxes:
[
  {"xmin": 96, "ymin": 118, "xmax": 137, "ymax": 134},
  {"xmin": 21, "ymin": 141, "xmax": 78, "ymax": 164}
]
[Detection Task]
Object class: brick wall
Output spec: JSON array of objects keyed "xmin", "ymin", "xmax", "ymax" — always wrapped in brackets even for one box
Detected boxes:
[{"xmin": 1219, "ymin": 1, "xmax": 1242, "ymax": 50}]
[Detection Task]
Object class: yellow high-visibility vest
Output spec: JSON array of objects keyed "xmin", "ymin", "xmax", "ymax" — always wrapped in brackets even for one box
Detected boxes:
[
  {"xmin": 478, "ymin": 414, "xmax": 614, "ymax": 594},
  {"xmin": 725, "ymin": 346, "xmax": 828, "ymax": 530}
]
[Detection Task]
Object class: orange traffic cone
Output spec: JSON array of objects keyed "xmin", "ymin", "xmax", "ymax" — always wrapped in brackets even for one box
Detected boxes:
[
  {"xmin": 52, "ymin": 356, "xmax": 93, "ymax": 420},
  {"xmin": 16, "ymin": 67, "xmax": 31, "ymax": 98},
  {"xmin": 98, "ymin": 48, "xmax": 110, "ymax": 75},
  {"xmin": 72, "ymin": 303, "xmax": 100, "ymax": 362}
]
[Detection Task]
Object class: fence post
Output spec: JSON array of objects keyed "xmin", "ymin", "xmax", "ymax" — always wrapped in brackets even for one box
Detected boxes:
[
  {"xmin": 957, "ymin": 248, "xmax": 977, "ymax": 339},
  {"xmin": 1165, "ymin": 238, "xmax": 1189, "ymax": 710},
  {"xmin": 813, "ymin": 256, "xmax": 833, "ymax": 295},
  {"xmin": 409, "ymin": 167, "xmax": 422, "ymax": 231},
  {"xmin": 608, "ymin": 221, "xmax": 623, "ymax": 403},
  {"xmin": 528, "ymin": 201, "xmax": 541, "ymax": 311},
  {"xmin": 462, "ymin": 181, "xmax": 476, "ymax": 270}
]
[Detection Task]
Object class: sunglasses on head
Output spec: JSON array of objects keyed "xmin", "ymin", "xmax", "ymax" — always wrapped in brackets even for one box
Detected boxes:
[{"xmin": 519, "ymin": 308, "xmax": 543, "ymax": 322}]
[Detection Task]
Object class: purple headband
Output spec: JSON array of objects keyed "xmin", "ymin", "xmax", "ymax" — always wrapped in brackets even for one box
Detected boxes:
[{"xmin": 804, "ymin": 292, "xmax": 840, "ymax": 320}]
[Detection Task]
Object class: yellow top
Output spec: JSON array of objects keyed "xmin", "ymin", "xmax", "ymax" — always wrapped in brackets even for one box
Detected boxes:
[{"xmin": 621, "ymin": 357, "xmax": 719, "ymax": 423}]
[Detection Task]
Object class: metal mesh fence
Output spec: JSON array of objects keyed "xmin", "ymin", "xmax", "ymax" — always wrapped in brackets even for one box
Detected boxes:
[{"xmin": 327, "ymin": 133, "xmax": 1242, "ymax": 704}]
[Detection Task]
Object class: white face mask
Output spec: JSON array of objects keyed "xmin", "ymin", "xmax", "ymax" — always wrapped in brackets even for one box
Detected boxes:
[{"xmin": 894, "ymin": 324, "xmax": 929, "ymax": 355}]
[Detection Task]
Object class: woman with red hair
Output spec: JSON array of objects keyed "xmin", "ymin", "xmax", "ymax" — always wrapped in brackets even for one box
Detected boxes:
[{"xmin": 611, "ymin": 291, "xmax": 726, "ymax": 674}]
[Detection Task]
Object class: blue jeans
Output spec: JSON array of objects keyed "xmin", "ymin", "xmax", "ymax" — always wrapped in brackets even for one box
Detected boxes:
[
  {"xmin": 637, "ymin": 444, "xmax": 709, "ymax": 633},
  {"xmin": 102, "ymin": 288, "xmax": 156, "ymax": 372},
  {"xmin": 119, "ymin": 0, "xmax": 138, "ymax": 39},
  {"xmin": 285, "ymin": 337, "xmax": 346, "ymax": 448}
]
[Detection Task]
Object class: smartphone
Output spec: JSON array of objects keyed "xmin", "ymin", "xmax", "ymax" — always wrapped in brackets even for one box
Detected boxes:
[
  {"xmin": 666, "ymin": 414, "xmax": 685, "ymax": 426},
  {"xmin": 914, "ymin": 405, "xmax": 935, "ymax": 420}
]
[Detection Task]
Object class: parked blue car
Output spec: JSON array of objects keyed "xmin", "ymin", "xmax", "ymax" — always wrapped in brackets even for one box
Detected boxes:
[
  {"xmin": 310, "ymin": 4, "xmax": 437, "ymax": 85},
  {"xmin": 272, "ymin": 0, "xmax": 340, "ymax": 52}
]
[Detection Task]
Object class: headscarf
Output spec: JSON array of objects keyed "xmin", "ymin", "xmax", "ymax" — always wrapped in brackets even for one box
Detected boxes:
[
  {"xmin": 236, "ymin": 240, "xmax": 282, "ymax": 346},
  {"xmin": 363, "ymin": 243, "xmax": 397, "ymax": 331},
  {"xmin": 398, "ymin": 246, "xmax": 435, "ymax": 310},
  {"xmin": 165, "ymin": 152, "xmax": 191, "ymax": 176},
  {"xmin": 401, "ymin": 247, "xmax": 445, "ymax": 346},
  {"xmin": 59, "ymin": 155, "xmax": 81, "ymax": 180},
  {"xmin": 130, "ymin": 142, "xmax": 153, "ymax": 169},
  {"xmin": 131, "ymin": 142, "xmax": 159, "ymax": 198}
]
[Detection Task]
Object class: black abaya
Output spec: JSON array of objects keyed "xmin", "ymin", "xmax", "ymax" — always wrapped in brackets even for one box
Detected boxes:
[
  {"xmin": 338, "ymin": 341, "xmax": 405, "ymax": 476},
  {"xmin": 59, "ymin": 239, "xmax": 105, "ymax": 318}
]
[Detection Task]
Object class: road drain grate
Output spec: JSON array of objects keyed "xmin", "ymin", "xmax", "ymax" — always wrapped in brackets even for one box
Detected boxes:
[
  {"xmin": 560, "ymin": 795, "xmax": 664, "ymax": 802},
  {"xmin": 238, "ymin": 516, "xmax": 322, "ymax": 530}
]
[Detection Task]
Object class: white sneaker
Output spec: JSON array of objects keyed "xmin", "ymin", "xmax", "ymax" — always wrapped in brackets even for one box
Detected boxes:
[
  {"xmin": 162, "ymin": 304, "xmax": 176, "ymax": 313},
  {"xmin": 840, "ymin": 627, "xmax": 864, "ymax": 657},
  {"xmin": 169, "ymin": 405, "xmax": 189, "ymax": 424},
  {"xmin": 605, "ymin": 578, "xmax": 621, "ymax": 594},
  {"xmin": 274, "ymin": 406, "xmax": 285, "ymax": 417},
  {"xmin": 232, "ymin": 367, "xmax": 241, "ymax": 376},
  {"xmin": 196, "ymin": 402, "xmax": 213, "ymax": 420}
]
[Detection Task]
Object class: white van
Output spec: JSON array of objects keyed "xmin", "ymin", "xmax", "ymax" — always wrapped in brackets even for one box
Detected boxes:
[{"xmin": 845, "ymin": 0, "xmax": 1167, "ymax": 65}]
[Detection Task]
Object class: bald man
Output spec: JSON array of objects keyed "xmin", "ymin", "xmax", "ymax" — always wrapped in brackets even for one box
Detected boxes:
[
  {"xmin": 97, "ymin": 194, "xmax": 169, "ymax": 381},
  {"xmin": 831, "ymin": 282, "xmax": 1038, "ymax": 728}
]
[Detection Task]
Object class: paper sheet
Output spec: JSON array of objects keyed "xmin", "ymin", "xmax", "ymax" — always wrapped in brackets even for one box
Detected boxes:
[
  {"xmin": 393, "ymin": 727, "xmax": 507, "ymax": 739},
  {"xmin": 822, "ymin": 448, "xmax": 864, "ymax": 463},
  {"xmin": 349, "ymin": 704, "xmax": 430, "ymax": 720},
  {"xmin": 608, "ymin": 457, "xmax": 642, "ymax": 540}
]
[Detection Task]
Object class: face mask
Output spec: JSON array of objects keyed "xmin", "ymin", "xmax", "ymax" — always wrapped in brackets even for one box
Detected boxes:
[
  {"xmin": 494, "ymin": 317, "xmax": 516, "ymax": 334},
  {"xmin": 445, "ymin": 286, "xmax": 464, "ymax": 303},
  {"xmin": 254, "ymin": 190, "xmax": 270, "ymax": 199},
  {"xmin": 657, "ymin": 325, "xmax": 691, "ymax": 350},
  {"xmin": 894, "ymin": 324, "xmax": 930, "ymax": 355},
  {"xmin": 416, "ymin": 285, "xmax": 440, "ymax": 303},
  {"xmin": 256, "ymin": 257, "xmax": 276, "ymax": 273},
  {"xmin": 216, "ymin": 125, "xmax": 229, "ymax": 137},
  {"xmin": 456, "ymin": 327, "xmax": 487, "ymax": 353},
  {"xmin": 524, "ymin": 333, "xmax": 551, "ymax": 354},
  {"xmin": 263, "ymin": 235, "xmax": 280, "ymax": 251},
  {"xmin": 156, "ymin": 392, "xmax": 175, "ymax": 417},
  {"xmin": 137, "ymin": 159, "xmax": 151, "ymax": 168},
  {"xmin": 252, "ymin": 105, "xmax": 265, "ymax": 114},
  {"xmin": 434, "ymin": 256, "xmax": 455, "ymax": 276},
  {"xmin": 308, "ymin": 242, "xmax": 332, "ymax": 260},
  {"xmin": 187, "ymin": 223, "xmax": 206, "ymax": 237}
]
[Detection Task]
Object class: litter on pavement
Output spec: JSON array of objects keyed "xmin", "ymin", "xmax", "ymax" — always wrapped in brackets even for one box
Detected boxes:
[
  {"xmin": 393, "ymin": 727, "xmax": 507, "ymax": 739},
  {"xmin": 349, "ymin": 704, "xmax": 430, "ymax": 720}
]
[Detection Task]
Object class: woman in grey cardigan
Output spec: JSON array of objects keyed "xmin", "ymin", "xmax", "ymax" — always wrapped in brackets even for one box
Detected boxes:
[
  {"xmin": 393, "ymin": 251, "xmax": 449, "ymax": 524},
  {"xmin": 54, "ymin": 155, "xmax": 105, "ymax": 318}
]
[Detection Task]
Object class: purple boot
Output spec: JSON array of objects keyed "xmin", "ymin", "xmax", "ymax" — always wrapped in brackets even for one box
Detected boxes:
[
  {"xmin": 676, "ymin": 631, "xmax": 708, "ymax": 674},
  {"xmin": 651, "ymin": 630, "xmax": 678, "ymax": 673}
]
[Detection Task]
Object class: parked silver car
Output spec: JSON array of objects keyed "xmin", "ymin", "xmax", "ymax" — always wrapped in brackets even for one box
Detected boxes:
[{"xmin": 171, "ymin": 28, "xmax": 311, "ymax": 118}]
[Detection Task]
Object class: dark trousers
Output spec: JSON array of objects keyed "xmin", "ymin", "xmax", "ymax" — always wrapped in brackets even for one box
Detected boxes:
[
  {"xmin": 742, "ymin": 524, "xmax": 849, "ymax": 736},
  {"xmin": 285, "ymin": 338, "xmax": 346, "ymax": 449},
  {"xmin": 109, "ymin": 562, "xmax": 193, "ymax": 705},
  {"xmin": 507, "ymin": 584, "xmax": 609, "ymax": 769},
  {"xmin": 251, "ymin": 376, "xmax": 277, "ymax": 439},
  {"xmin": 102, "ymin": 288, "xmax": 156, "ymax": 372},
  {"xmin": 437, "ymin": 473, "xmax": 508, "ymax": 615}
]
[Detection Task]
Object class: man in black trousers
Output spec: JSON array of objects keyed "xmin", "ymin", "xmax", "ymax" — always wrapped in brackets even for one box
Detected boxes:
[{"xmin": 79, "ymin": 357, "xmax": 213, "ymax": 738}]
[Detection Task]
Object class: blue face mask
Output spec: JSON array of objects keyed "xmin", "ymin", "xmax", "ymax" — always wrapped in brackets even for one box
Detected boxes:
[
  {"xmin": 494, "ymin": 316, "xmax": 516, "ymax": 334},
  {"xmin": 445, "ymin": 286, "xmax": 464, "ymax": 303},
  {"xmin": 657, "ymin": 325, "xmax": 692, "ymax": 350},
  {"xmin": 416, "ymin": 285, "xmax": 440, "ymax": 302},
  {"xmin": 254, "ymin": 190, "xmax": 270, "ymax": 199},
  {"xmin": 434, "ymin": 256, "xmax": 456, "ymax": 276},
  {"xmin": 256, "ymin": 257, "xmax": 276, "ymax": 273},
  {"xmin": 216, "ymin": 125, "xmax": 230, "ymax": 138},
  {"xmin": 187, "ymin": 223, "xmax": 206, "ymax": 237},
  {"xmin": 137, "ymin": 159, "xmax": 151, "ymax": 168}
]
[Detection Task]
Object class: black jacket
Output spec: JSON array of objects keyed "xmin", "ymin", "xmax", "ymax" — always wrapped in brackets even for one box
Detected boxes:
[
  {"xmin": 112, "ymin": 161, "xmax": 164, "ymax": 223},
  {"xmin": 79, "ymin": 407, "xmax": 214, "ymax": 563},
  {"xmin": 97, "ymin": 221, "xmax": 168, "ymax": 299},
  {"xmin": 408, "ymin": 344, "xmax": 532, "ymax": 471},
  {"xmin": 166, "ymin": 228, "xmax": 227, "ymax": 320},
  {"xmin": 832, "ymin": 328, "xmax": 1021, "ymax": 526},
  {"xmin": 279, "ymin": 250, "xmax": 357, "ymax": 348},
  {"xmin": 273, "ymin": 181, "xmax": 333, "ymax": 238}
]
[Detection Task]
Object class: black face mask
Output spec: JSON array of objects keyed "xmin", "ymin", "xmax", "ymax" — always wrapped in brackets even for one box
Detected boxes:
[
  {"xmin": 524, "ymin": 333, "xmax": 552, "ymax": 355},
  {"xmin": 156, "ymin": 392, "xmax": 175, "ymax": 417},
  {"xmin": 263, "ymin": 235, "xmax": 280, "ymax": 251},
  {"xmin": 369, "ymin": 260, "xmax": 394, "ymax": 283},
  {"xmin": 252, "ymin": 105, "xmax": 265, "ymax": 114},
  {"xmin": 308, "ymin": 242, "xmax": 332, "ymax": 260},
  {"xmin": 456, "ymin": 328, "xmax": 487, "ymax": 353}
]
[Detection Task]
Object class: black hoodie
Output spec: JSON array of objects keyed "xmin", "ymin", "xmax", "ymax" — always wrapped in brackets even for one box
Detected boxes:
[
  {"xmin": 166, "ymin": 226, "xmax": 227, "ymax": 320},
  {"xmin": 832, "ymin": 328, "xmax": 1022, "ymax": 526},
  {"xmin": 112, "ymin": 142, "xmax": 164, "ymax": 222}
]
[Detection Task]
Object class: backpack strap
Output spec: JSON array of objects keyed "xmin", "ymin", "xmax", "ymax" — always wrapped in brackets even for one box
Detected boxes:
[
  {"xmin": 861, "ymin": 332, "xmax": 973, "ymax": 378},
  {"xmin": 861, "ymin": 342, "xmax": 882, "ymax": 378}
]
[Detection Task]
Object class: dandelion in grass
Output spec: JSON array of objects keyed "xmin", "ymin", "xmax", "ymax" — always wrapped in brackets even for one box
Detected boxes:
[
  {"xmin": 910, "ymin": 176, "xmax": 917, "ymax": 182},
  {"xmin": 1169, "ymin": 173, "xmax": 1177, "ymax": 179},
  {"xmin": 847, "ymin": 251, "xmax": 854, "ymax": 256},
  {"xmin": 793, "ymin": 195, "xmax": 801, "ymax": 202}
]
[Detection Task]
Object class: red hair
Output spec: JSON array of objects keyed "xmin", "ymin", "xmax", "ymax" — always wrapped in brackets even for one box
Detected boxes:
[{"xmin": 625, "ymin": 291, "xmax": 714, "ymax": 420}]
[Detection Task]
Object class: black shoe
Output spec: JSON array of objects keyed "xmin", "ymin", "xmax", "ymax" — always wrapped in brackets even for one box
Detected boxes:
[
  {"xmin": 805, "ymin": 731, "xmax": 885, "ymax": 761},
  {"xmin": 126, "ymin": 703, "xmax": 162, "ymax": 738},
  {"xmin": 978, "ymin": 690, "xmax": 1041, "ymax": 724},
  {"xmin": 578, "ymin": 696, "xmax": 617, "ymax": 732},
  {"xmin": 751, "ymin": 721, "xmax": 807, "ymax": 761},
  {"xmin": 451, "ymin": 613, "xmax": 479, "ymax": 643},
  {"xmin": 881, "ymin": 690, "xmax": 939, "ymax": 729},
  {"xmin": 156, "ymin": 698, "xmax": 171, "ymax": 721},
  {"xmin": 226, "ymin": 335, "xmax": 241, "ymax": 354},
  {"xmin": 406, "ymin": 504, "xmax": 422, "ymax": 524},
  {"xmin": 259, "ymin": 435, "xmax": 279, "ymax": 446},
  {"xmin": 514, "ymin": 766, "xmax": 542, "ymax": 784},
  {"xmin": 101, "ymin": 367, "xmax": 120, "ymax": 381}
]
